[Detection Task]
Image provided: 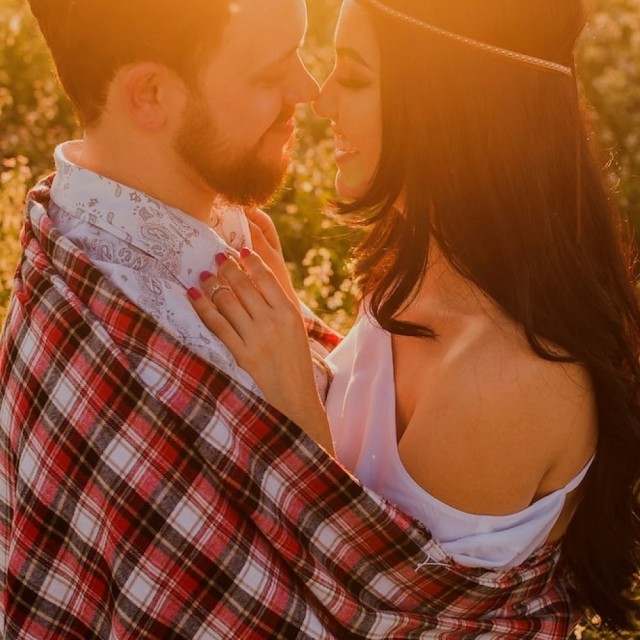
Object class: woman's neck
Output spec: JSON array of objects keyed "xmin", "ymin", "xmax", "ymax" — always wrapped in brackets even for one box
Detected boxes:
[{"xmin": 403, "ymin": 244, "xmax": 506, "ymax": 329}]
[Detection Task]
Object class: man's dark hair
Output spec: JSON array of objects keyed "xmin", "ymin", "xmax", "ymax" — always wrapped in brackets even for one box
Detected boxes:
[{"xmin": 28, "ymin": 0, "xmax": 230, "ymax": 127}]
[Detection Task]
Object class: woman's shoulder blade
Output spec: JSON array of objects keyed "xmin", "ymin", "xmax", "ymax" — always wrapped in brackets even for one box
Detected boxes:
[{"xmin": 396, "ymin": 322, "xmax": 597, "ymax": 515}]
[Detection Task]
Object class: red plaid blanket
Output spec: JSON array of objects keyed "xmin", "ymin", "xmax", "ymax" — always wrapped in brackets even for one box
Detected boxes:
[{"xmin": 0, "ymin": 178, "xmax": 579, "ymax": 639}]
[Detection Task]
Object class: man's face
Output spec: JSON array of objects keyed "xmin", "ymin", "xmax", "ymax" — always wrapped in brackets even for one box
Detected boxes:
[{"xmin": 173, "ymin": 0, "xmax": 319, "ymax": 206}]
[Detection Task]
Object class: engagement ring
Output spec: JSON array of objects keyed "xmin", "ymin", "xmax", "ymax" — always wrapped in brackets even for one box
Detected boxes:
[{"xmin": 209, "ymin": 283, "xmax": 231, "ymax": 302}]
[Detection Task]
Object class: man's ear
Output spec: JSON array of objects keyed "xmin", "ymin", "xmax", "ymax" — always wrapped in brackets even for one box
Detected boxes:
[{"xmin": 121, "ymin": 63, "xmax": 185, "ymax": 132}]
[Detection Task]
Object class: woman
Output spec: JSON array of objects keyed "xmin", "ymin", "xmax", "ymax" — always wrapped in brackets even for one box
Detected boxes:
[{"xmin": 189, "ymin": 0, "xmax": 640, "ymax": 631}]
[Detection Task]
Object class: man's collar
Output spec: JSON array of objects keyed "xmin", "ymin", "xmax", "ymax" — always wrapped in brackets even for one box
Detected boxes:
[{"xmin": 49, "ymin": 141, "xmax": 244, "ymax": 289}]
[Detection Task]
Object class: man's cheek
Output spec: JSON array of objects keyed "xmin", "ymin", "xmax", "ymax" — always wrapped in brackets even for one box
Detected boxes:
[{"xmin": 250, "ymin": 93, "xmax": 286, "ymax": 129}]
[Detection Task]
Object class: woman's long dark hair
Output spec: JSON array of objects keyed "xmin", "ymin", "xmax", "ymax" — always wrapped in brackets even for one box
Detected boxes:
[{"xmin": 341, "ymin": 0, "xmax": 640, "ymax": 630}]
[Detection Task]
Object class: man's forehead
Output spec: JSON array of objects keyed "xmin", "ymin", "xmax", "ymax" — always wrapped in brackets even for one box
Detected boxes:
[{"xmin": 221, "ymin": 0, "xmax": 307, "ymax": 65}]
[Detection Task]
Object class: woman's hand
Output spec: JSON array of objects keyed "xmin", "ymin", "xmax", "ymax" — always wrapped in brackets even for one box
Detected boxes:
[
  {"xmin": 188, "ymin": 249, "xmax": 335, "ymax": 456},
  {"xmin": 243, "ymin": 207, "xmax": 299, "ymax": 309}
]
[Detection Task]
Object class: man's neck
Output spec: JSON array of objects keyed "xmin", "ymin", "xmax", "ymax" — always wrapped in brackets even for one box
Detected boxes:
[{"xmin": 69, "ymin": 134, "xmax": 216, "ymax": 225}]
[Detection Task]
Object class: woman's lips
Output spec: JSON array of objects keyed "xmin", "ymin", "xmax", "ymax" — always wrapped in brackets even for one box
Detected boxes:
[
  {"xmin": 335, "ymin": 149, "xmax": 360, "ymax": 162},
  {"xmin": 334, "ymin": 132, "xmax": 359, "ymax": 161}
]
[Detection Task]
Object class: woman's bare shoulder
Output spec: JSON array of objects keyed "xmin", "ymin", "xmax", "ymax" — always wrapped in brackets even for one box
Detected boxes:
[{"xmin": 397, "ymin": 321, "xmax": 597, "ymax": 514}]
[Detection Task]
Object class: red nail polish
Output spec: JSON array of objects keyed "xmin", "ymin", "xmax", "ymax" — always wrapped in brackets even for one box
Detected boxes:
[
  {"xmin": 187, "ymin": 287, "xmax": 202, "ymax": 300},
  {"xmin": 240, "ymin": 247, "xmax": 252, "ymax": 258},
  {"xmin": 215, "ymin": 253, "xmax": 229, "ymax": 266},
  {"xmin": 200, "ymin": 271, "xmax": 213, "ymax": 281}
]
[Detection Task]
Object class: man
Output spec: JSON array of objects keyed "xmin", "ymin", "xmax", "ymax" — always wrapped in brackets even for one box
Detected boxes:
[
  {"xmin": 0, "ymin": 1, "xmax": 578, "ymax": 638},
  {"xmin": 28, "ymin": 0, "xmax": 318, "ymax": 393}
]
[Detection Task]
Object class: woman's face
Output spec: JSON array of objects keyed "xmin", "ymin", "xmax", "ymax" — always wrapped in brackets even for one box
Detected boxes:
[{"xmin": 313, "ymin": 0, "xmax": 382, "ymax": 201}]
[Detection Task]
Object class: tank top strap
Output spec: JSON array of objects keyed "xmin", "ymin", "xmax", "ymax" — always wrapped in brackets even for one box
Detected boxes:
[{"xmin": 559, "ymin": 454, "xmax": 595, "ymax": 495}]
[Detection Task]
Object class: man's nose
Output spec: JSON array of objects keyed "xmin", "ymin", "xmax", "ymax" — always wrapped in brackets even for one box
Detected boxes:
[
  {"xmin": 311, "ymin": 80, "xmax": 335, "ymax": 121},
  {"xmin": 286, "ymin": 61, "xmax": 320, "ymax": 104}
]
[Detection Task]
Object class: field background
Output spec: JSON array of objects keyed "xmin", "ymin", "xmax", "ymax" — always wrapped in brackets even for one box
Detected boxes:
[{"xmin": 1, "ymin": 1, "xmax": 639, "ymax": 636}]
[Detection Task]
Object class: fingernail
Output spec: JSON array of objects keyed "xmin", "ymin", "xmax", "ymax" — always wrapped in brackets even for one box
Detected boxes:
[
  {"xmin": 187, "ymin": 287, "xmax": 202, "ymax": 300},
  {"xmin": 200, "ymin": 271, "xmax": 213, "ymax": 281},
  {"xmin": 215, "ymin": 253, "xmax": 229, "ymax": 266},
  {"xmin": 240, "ymin": 247, "xmax": 252, "ymax": 258}
]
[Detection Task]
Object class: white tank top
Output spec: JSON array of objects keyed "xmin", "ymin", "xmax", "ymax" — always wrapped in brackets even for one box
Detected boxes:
[{"xmin": 325, "ymin": 310, "xmax": 594, "ymax": 569}]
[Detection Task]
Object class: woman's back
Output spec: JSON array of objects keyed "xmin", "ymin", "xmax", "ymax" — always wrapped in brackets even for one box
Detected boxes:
[
  {"xmin": 394, "ymin": 270, "xmax": 597, "ymax": 516},
  {"xmin": 327, "ymin": 257, "xmax": 598, "ymax": 567}
]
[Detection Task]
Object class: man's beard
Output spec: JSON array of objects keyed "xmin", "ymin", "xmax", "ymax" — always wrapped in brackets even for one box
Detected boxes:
[{"xmin": 173, "ymin": 94, "xmax": 295, "ymax": 207}]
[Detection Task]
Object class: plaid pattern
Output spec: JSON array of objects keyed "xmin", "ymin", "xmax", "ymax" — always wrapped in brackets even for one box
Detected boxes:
[{"xmin": 0, "ymin": 177, "xmax": 579, "ymax": 639}]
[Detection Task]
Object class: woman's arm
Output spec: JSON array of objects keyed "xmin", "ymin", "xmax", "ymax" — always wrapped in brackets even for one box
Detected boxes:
[{"xmin": 188, "ymin": 249, "xmax": 335, "ymax": 457}]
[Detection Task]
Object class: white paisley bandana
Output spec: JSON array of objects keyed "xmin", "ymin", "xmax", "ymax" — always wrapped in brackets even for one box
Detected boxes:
[{"xmin": 49, "ymin": 141, "xmax": 260, "ymax": 393}]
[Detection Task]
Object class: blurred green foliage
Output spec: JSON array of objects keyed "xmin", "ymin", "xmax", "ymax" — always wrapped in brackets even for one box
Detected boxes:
[
  {"xmin": 579, "ymin": 0, "xmax": 640, "ymax": 230},
  {"xmin": 0, "ymin": 0, "xmax": 639, "ymax": 636}
]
